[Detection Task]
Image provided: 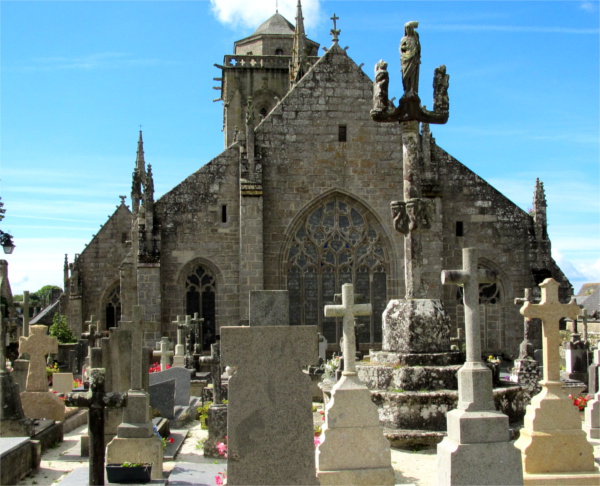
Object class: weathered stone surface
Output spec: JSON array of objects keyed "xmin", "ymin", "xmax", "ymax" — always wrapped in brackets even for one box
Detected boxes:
[
  {"xmin": 221, "ymin": 324, "xmax": 318, "ymax": 486},
  {"xmin": 149, "ymin": 366, "xmax": 193, "ymax": 407},
  {"xmin": 357, "ymin": 363, "xmax": 460, "ymax": 391},
  {"xmin": 382, "ymin": 299, "xmax": 450, "ymax": 353},
  {"xmin": 52, "ymin": 373, "xmax": 74, "ymax": 395},
  {"xmin": 20, "ymin": 391, "xmax": 65, "ymax": 422}
]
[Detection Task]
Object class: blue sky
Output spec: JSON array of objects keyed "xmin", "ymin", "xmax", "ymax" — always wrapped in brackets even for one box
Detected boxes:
[{"xmin": 1, "ymin": 0, "xmax": 598, "ymax": 297}]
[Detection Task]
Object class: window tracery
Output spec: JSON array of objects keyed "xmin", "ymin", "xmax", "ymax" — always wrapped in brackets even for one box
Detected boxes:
[
  {"xmin": 286, "ymin": 197, "xmax": 388, "ymax": 345},
  {"xmin": 185, "ymin": 265, "xmax": 216, "ymax": 351}
]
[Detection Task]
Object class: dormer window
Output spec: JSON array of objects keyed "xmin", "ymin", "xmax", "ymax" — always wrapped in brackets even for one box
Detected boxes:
[{"xmin": 275, "ymin": 48, "xmax": 284, "ymax": 55}]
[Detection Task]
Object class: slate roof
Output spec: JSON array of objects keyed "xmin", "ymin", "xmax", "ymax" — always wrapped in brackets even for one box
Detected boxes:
[{"xmin": 252, "ymin": 13, "xmax": 295, "ymax": 36}]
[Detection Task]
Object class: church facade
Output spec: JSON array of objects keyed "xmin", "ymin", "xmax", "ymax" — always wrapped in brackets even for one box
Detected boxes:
[{"xmin": 62, "ymin": 6, "xmax": 570, "ymax": 358}]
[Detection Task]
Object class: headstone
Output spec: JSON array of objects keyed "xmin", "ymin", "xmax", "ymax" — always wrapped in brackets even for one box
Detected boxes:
[
  {"xmin": 198, "ymin": 343, "xmax": 227, "ymax": 458},
  {"xmin": 318, "ymin": 332, "xmax": 328, "ymax": 362},
  {"xmin": 52, "ymin": 373, "xmax": 74, "ymax": 394},
  {"xmin": 510, "ymin": 289, "xmax": 541, "ymax": 400},
  {"xmin": 0, "ymin": 311, "xmax": 32, "ymax": 437},
  {"xmin": 583, "ymin": 348, "xmax": 600, "ymax": 439},
  {"xmin": 589, "ymin": 347, "xmax": 600, "ymax": 395},
  {"xmin": 172, "ymin": 316, "xmax": 190, "ymax": 367},
  {"xmin": 221, "ymin": 290, "xmax": 318, "ymax": 485},
  {"xmin": 149, "ymin": 366, "xmax": 193, "ymax": 407},
  {"xmin": 562, "ymin": 309, "xmax": 590, "ymax": 383},
  {"xmin": 22, "ymin": 291, "xmax": 30, "ymax": 338},
  {"xmin": 437, "ymin": 248, "xmax": 522, "ymax": 486},
  {"xmin": 153, "ymin": 336, "xmax": 174, "ymax": 371},
  {"xmin": 317, "ymin": 284, "xmax": 395, "ymax": 485},
  {"xmin": 18, "ymin": 325, "xmax": 65, "ymax": 421},
  {"xmin": 514, "ymin": 278, "xmax": 599, "ymax": 482},
  {"xmin": 149, "ymin": 379, "xmax": 176, "ymax": 419},
  {"xmin": 106, "ymin": 306, "xmax": 163, "ymax": 480},
  {"xmin": 65, "ymin": 368, "xmax": 127, "ymax": 486}
]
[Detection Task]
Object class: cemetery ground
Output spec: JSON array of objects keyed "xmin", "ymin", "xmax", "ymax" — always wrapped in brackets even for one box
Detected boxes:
[{"xmin": 13, "ymin": 403, "xmax": 600, "ymax": 486}]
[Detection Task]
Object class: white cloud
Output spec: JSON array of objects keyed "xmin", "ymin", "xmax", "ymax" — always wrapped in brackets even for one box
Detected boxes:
[
  {"xmin": 209, "ymin": 0, "xmax": 322, "ymax": 30},
  {"xmin": 580, "ymin": 1, "xmax": 599, "ymax": 14}
]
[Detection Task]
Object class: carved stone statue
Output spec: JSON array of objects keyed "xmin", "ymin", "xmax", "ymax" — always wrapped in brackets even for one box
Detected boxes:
[
  {"xmin": 400, "ymin": 21, "xmax": 420, "ymax": 95},
  {"xmin": 373, "ymin": 60, "xmax": 391, "ymax": 114},
  {"xmin": 391, "ymin": 201, "xmax": 409, "ymax": 235}
]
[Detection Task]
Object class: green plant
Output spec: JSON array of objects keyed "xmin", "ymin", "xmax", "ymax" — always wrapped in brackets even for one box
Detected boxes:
[
  {"xmin": 49, "ymin": 314, "xmax": 77, "ymax": 344},
  {"xmin": 390, "ymin": 388, "xmax": 405, "ymax": 393},
  {"xmin": 46, "ymin": 362, "xmax": 60, "ymax": 378},
  {"xmin": 197, "ymin": 401, "xmax": 213, "ymax": 429},
  {"xmin": 121, "ymin": 462, "xmax": 146, "ymax": 467}
]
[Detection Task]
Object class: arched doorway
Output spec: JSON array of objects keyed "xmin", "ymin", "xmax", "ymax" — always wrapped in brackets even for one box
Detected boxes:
[{"xmin": 185, "ymin": 265, "xmax": 216, "ymax": 351}]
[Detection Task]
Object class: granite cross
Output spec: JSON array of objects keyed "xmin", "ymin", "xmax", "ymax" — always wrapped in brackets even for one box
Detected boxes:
[
  {"xmin": 191, "ymin": 313, "xmax": 204, "ymax": 355},
  {"xmin": 519, "ymin": 278, "xmax": 580, "ymax": 383},
  {"xmin": 82, "ymin": 316, "xmax": 102, "ymax": 359},
  {"xmin": 198, "ymin": 342, "xmax": 223, "ymax": 404},
  {"xmin": 442, "ymin": 248, "xmax": 497, "ymax": 364},
  {"xmin": 173, "ymin": 315, "xmax": 186, "ymax": 358},
  {"xmin": 19, "ymin": 325, "xmax": 58, "ymax": 392},
  {"xmin": 371, "ymin": 21, "xmax": 449, "ymax": 299},
  {"xmin": 153, "ymin": 336, "xmax": 174, "ymax": 371},
  {"xmin": 65, "ymin": 368, "xmax": 127, "ymax": 486},
  {"xmin": 324, "ymin": 284, "xmax": 371, "ymax": 374},
  {"xmin": 514, "ymin": 288, "xmax": 535, "ymax": 360},
  {"xmin": 119, "ymin": 306, "xmax": 159, "ymax": 390},
  {"xmin": 580, "ymin": 308, "xmax": 589, "ymax": 343}
]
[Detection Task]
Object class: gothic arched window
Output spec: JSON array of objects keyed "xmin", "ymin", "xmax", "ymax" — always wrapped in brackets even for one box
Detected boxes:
[
  {"xmin": 185, "ymin": 265, "xmax": 216, "ymax": 351},
  {"xmin": 285, "ymin": 197, "xmax": 388, "ymax": 346},
  {"xmin": 105, "ymin": 285, "xmax": 121, "ymax": 329}
]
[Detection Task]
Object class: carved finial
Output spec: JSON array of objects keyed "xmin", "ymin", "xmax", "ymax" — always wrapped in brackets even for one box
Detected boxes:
[
  {"xmin": 119, "ymin": 195, "xmax": 126, "ymax": 206},
  {"xmin": 330, "ymin": 13, "xmax": 340, "ymax": 43}
]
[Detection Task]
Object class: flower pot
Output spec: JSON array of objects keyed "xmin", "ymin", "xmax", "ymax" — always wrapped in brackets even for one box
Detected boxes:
[{"xmin": 106, "ymin": 463, "xmax": 152, "ymax": 484}]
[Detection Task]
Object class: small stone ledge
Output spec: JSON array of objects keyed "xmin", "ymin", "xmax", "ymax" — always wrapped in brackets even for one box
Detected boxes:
[
  {"xmin": 383, "ymin": 427, "xmax": 446, "ymax": 449},
  {"xmin": 371, "ymin": 350, "xmax": 464, "ymax": 366}
]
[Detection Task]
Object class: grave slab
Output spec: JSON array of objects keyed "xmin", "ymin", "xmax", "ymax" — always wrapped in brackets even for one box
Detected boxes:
[
  {"xmin": 149, "ymin": 379, "xmax": 176, "ymax": 419},
  {"xmin": 167, "ymin": 463, "xmax": 226, "ymax": 486},
  {"xmin": 149, "ymin": 366, "xmax": 193, "ymax": 407}
]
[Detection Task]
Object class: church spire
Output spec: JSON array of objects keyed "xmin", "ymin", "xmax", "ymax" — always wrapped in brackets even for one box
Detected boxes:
[
  {"xmin": 131, "ymin": 130, "xmax": 146, "ymax": 214},
  {"xmin": 290, "ymin": 0, "xmax": 308, "ymax": 86},
  {"xmin": 533, "ymin": 179, "xmax": 549, "ymax": 252}
]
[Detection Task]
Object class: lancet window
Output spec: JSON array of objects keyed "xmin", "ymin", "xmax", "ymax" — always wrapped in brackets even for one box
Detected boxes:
[
  {"xmin": 105, "ymin": 285, "xmax": 121, "ymax": 329},
  {"xmin": 286, "ymin": 197, "xmax": 388, "ymax": 346},
  {"xmin": 185, "ymin": 265, "xmax": 216, "ymax": 351}
]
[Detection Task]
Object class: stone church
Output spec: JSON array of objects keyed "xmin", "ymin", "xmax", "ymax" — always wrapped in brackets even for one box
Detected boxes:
[{"xmin": 62, "ymin": 4, "xmax": 571, "ymax": 359}]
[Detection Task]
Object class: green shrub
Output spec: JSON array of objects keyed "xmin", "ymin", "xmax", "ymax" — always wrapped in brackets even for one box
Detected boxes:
[{"xmin": 49, "ymin": 314, "xmax": 77, "ymax": 344}]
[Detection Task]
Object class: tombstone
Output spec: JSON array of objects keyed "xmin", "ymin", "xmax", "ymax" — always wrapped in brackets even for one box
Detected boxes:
[
  {"xmin": 185, "ymin": 314, "xmax": 202, "ymax": 369},
  {"xmin": 510, "ymin": 289, "xmax": 541, "ymax": 399},
  {"xmin": 153, "ymin": 336, "xmax": 174, "ymax": 371},
  {"xmin": 52, "ymin": 373, "xmax": 74, "ymax": 394},
  {"xmin": 221, "ymin": 290, "xmax": 318, "ymax": 485},
  {"xmin": 0, "ymin": 312, "xmax": 33, "ymax": 437},
  {"xmin": 589, "ymin": 347, "xmax": 600, "ymax": 396},
  {"xmin": 449, "ymin": 327, "xmax": 464, "ymax": 352},
  {"xmin": 317, "ymin": 284, "xmax": 395, "ymax": 486},
  {"xmin": 149, "ymin": 366, "xmax": 193, "ymax": 407},
  {"xmin": 318, "ymin": 332, "xmax": 328, "ymax": 362},
  {"xmin": 583, "ymin": 348, "xmax": 600, "ymax": 439},
  {"xmin": 18, "ymin": 325, "xmax": 65, "ymax": 421},
  {"xmin": 437, "ymin": 248, "xmax": 522, "ymax": 486},
  {"xmin": 149, "ymin": 379, "xmax": 176, "ymax": 419},
  {"xmin": 172, "ymin": 315, "xmax": 191, "ymax": 367},
  {"xmin": 106, "ymin": 306, "xmax": 163, "ymax": 480},
  {"xmin": 562, "ymin": 310, "xmax": 590, "ymax": 383},
  {"xmin": 514, "ymin": 278, "xmax": 599, "ymax": 482},
  {"xmin": 65, "ymin": 368, "xmax": 127, "ymax": 486},
  {"xmin": 198, "ymin": 342, "xmax": 227, "ymax": 458}
]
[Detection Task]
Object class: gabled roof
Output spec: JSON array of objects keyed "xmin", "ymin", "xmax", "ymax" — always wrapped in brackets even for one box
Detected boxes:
[{"xmin": 252, "ymin": 13, "xmax": 295, "ymax": 36}]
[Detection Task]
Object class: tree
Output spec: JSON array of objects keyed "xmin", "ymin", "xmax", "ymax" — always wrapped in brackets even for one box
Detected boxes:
[{"xmin": 49, "ymin": 313, "xmax": 77, "ymax": 344}]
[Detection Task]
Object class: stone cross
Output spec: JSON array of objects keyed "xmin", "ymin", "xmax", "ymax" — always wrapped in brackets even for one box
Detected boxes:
[
  {"xmin": 190, "ymin": 313, "xmax": 204, "ymax": 355},
  {"xmin": 515, "ymin": 288, "xmax": 535, "ymax": 360},
  {"xmin": 520, "ymin": 278, "xmax": 580, "ymax": 383},
  {"xmin": 65, "ymin": 368, "xmax": 127, "ymax": 486},
  {"xmin": 442, "ymin": 248, "xmax": 497, "ymax": 364},
  {"xmin": 580, "ymin": 308, "xmax": 588, "ymax": 343},
  {"xmin": 449, "ymin": 327, "xmax": 464, "ymax": 352},
  {"xmin": 324, "ymin": 284, "xmax": 371, "ymax": 374},
  {"xmin": 119, "ymin": 306, "xmax": 159, "ymax": 390},
  {"xmin": 173, "ymin": 315, "xmax": 186, "ymax": 356},
  {"xmin": 19, "ymin": 325, "xmax": 58, "ymax": 392},
  {"xmin": 371, "ymin": 21, "xmax": 449, "ymax": 300},
  {"xmin": 330, "ymin": 13, "xmax": 340, "ymax": 43},
  {"xmin": 198, "ymin": 342, "xmax": 223, "ymax": 404},
  {"xmin": 82, "ymin": 316, "xmax": 102, "ymax": 358},
  {"xmin": 153, "ymin": 337, "xmax": 174, "ymax": 371}
]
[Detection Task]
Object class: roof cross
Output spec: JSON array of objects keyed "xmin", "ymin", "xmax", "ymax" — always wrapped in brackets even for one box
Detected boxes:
[{"xmin": 330, "ymin": 13, "xmax": 341, "ymax": 43}]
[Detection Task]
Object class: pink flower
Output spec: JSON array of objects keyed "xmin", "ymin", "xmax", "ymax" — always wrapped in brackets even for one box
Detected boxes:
[
  {"xmin": 216, "ymin": 442, "xmax": 228, "ymax": 457},
  {"xmin": 215, "ymin": 475, "xmax": 223, "ymax": 486},
  {"xmin": 314, "ymin": 436, "xmax": 321, "ymax": 447}
]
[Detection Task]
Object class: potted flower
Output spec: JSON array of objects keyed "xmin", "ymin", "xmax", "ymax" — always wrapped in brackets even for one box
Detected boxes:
[{"xmin": 106, "ymin": 462, "xmax": 152, "ymax": 484}]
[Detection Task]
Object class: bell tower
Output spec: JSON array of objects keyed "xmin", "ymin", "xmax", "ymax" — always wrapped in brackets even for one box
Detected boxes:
[{"xmin": 215, "ymin": 2, "xmax": 320, "ymax": 147}]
